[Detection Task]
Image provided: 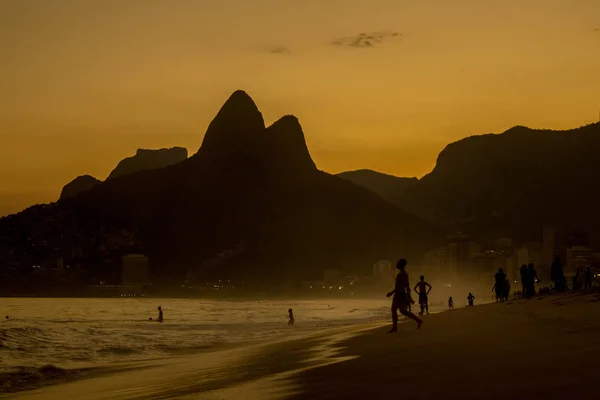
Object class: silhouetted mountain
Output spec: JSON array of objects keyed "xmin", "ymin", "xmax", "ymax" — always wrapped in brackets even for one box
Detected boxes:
[
  {"xmin": 59, "ymin": 175, "xmax": 101, "ymax": 200},
  {"xmin": 107, "ymin": 147, "xmax": 188, "ymax": 180},
  {"xmin": 1, "ymin": 91, "xmax": 443, "ymax": 285},
  {"xmin": 340, "ymin": 123, "xmax": 600, "ymax": 242},
  {"xmin": 337, "ymin": 169, "xmax": 417, "ymax": 206},
  {"xmin": 58, "ymin": 147, "xmax": 188, "ymax": 201}
]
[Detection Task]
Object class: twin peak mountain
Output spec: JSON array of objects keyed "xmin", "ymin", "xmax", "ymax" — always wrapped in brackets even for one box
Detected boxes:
[{"xmin": 56, "ymin": 90, "xmax": 440, "ymax": 282}]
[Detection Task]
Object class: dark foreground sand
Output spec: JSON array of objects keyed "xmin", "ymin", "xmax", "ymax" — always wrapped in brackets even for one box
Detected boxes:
[
  {"xmin": 286, "ymin": 291, "xmax": 600, "ymax": 400},
  {"xmin": 5, "ymin": 291, "xmax": 600, "ymax": 399}
]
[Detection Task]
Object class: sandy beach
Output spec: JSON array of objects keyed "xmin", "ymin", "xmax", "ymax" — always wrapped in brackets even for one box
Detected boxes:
[{"xmin": 4, "ymin": 291, "xmax": 600, "ymax": 399}]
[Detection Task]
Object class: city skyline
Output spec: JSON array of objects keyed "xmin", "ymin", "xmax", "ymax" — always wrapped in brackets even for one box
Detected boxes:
[{"xmin": 2, "ymin": 0, "xmax": 600, "ymax": 212}]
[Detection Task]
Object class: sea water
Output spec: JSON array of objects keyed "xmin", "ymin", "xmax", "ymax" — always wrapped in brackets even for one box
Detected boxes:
[{"xmin": 0, "ymin": 297, "xmax": 394, "ymax": 370}]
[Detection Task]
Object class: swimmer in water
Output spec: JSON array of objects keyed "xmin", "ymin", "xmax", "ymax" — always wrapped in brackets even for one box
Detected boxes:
[
  {"xmin": 157, "ymin": 306, "xmax": 164, "ymax": 323},
  {"xmin": 288, "ymin": 308, "xmax": 295, "ymax": 325}
]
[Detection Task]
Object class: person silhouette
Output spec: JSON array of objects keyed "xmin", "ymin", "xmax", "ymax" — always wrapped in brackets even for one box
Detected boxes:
[
  {"xmin": 386, "ymin": 259, "xmax": 423, "ymax": 332},
  {"xmin": 467, "ymin": 293, "xmax": 475, "ymax": 307},
  {"xmin": 527, "ymin": 263, "xmax": 538, "ymax": 297},
  {"xmin": 448, "ymin": 297, "xmax": 454, "ymax": 310},
  {"xmin": 157, "ymin": 306, "xmax": 164, "ymax": 323},
  {"xmin": 494, "ymin": 269, "xmax": 506, "ymax": 301},
  {"xmin": 551, "ymin": 256, "xmax": 566, "ymax": 291},
  {"xmin": 414, "ymin": 275, "xmax": 432, "ymax": 315},
  {"xmin": 288, "ymin": 308, "xmax": 295, "ymax": 325},
  {"xmin": 520, "ymin": 264, "xmax": 528, "ymax": 298}
]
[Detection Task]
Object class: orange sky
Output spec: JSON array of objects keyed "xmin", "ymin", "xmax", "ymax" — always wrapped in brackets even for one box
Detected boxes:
[{"xmin": 1, "ymin": 0, "xmax": 599, "ymax": 214}]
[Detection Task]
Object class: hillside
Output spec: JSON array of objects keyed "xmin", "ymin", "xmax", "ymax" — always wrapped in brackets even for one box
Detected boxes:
[
  {"xmin": 0, "ymin": 91, "xmax": 443, "ymax": 286},
  {"xmin": 106, "ymin": 147, "xmax": 188, "ymax": 180},
  {"xmin": 58, "ymin": 147, "xmax": 188, "ymax": 200},
  {"xmin": 339, "ymin": 123, "xmax": 600, "ymax": 242}
]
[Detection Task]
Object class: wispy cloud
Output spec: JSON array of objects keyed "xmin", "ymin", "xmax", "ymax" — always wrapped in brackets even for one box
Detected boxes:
[
  {"xmin": 267, "ymin": 46, "xmax": 291, "ymax": 54},
  {"xmin": 331, "ymin": 31, "xmax": 401, "ymax": 48}
]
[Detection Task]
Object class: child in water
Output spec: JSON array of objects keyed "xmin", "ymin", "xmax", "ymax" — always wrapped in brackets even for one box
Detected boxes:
[
  {"xmin": 467, "ymin": 293, "xmax": 475, "ymax": 307},
  {"xmin": 157, "ymin": 306, "xmax": 164, "ymax": 323},
  {"xmin": 288, "ymin": 308, "xmax": 294, "ymax": 325},
  {"xmin": 448, "ymin": 297, "xmax": 454, "ymax": 310}
]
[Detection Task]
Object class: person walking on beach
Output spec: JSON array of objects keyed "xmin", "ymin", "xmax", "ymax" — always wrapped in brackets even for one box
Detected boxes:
[
  {"xmin": 386, "ymin": 259, "xmax": 423, "ymax": 332},
  {"xmin": 157, "ymin": 306, "xmax": 164, "ymax": 323},
  {"xmin": 448, "ymin": 296, "xmax": 454, "ymax": 310},
  {"xmin": 414, "ymin": 275, "xmax": 432, "ymax": 315},
  {"xmin": 467, "ymin": 293, "xmax": 475, "ymax": 307},
  {"xmin": 288, "ymin": 308, "xmax": 295, "ymax": 325}
]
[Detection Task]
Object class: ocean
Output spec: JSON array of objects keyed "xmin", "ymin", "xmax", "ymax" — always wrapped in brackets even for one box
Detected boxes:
[{"xmin": 0, "ymin": 297, "xmax": 394, "ymax": 371}]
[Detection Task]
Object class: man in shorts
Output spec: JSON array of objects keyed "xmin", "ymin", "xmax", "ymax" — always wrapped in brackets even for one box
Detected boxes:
[
  {"xmin": 386, "ymin": 259, "xmax": 423, "ymax": 332},
  {"xmin": 414, "ymin": 275, "xmax": 432, "ymax": 315}
]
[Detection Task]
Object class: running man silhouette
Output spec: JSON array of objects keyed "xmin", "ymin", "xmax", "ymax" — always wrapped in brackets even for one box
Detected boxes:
[
  {"xmin": 414, "ymin": 275, "xmax": 432, "ymax": 315},
  {"xmin": 386, "ymin": 259, "xmax": 423, "ymax": 332}
]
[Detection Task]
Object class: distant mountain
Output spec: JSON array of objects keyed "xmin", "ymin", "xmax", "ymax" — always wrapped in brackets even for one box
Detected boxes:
[
  {"xmin": 107, "ymin": 147, "xmax": 188, "ymax": 180},
  {"xmin": 339, "ymin": 123, "xmax": 600, "ymax": 242},
  {"xmin": 1, "ymin": 91, "xmax": 443, "ymax": 285},
  {"xmin": 58, "ymin": 147, "xmax": 188, "ymax": 200},
  {"xmin": 60, "ymin": 175, "xmax": 102, "ymax": 200},
  {"xmin": 337, "ymin": 170, "xmax": 418, "ymax": 207}
]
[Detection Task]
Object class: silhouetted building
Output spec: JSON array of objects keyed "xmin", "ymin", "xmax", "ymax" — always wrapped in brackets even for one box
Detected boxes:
[
  {"xmin": 423, "ymin": 246, "xmax": 451, "ymax": 277},
  {"xmin": 566, "ymin": 246, "xmax": 600, "ymax": 275},
  {"xmin": 447, "ymin": 233, "xmax": 481, "ymax": 275},
  {"xmin": 542, "ymin": 226, "xmax": 555, "ymax": 266},
  {"xmin": 373, "ymin": 260, "xmax": 394, "ymax": 281},
  {"xmin": 122, "ymin": 254, "xmax": 149, "ymax": 284},
  {"xmin": 323, "ymin": 269, "xmax": 341, "ymax": 286}
]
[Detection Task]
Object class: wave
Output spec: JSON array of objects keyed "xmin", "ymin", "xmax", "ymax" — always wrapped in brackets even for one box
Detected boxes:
[{"xmin": 0, "ymin": 364, "xmax": 79, "ymax": 394}]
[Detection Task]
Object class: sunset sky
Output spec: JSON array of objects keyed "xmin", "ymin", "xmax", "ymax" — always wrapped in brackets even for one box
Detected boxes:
[{"xmin": 1, "ymin": 0, "xmax": 599, "ymax": 214}]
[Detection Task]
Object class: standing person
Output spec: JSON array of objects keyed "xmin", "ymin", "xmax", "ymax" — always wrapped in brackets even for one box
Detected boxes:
[
  {"xmin": 520, "ymin": 264, "xmax": 528, "ymax": 298},
  {"xmin": 551, "ymin": 256, "xmax": 566, "ymax": 292},
  {"xmin": 157, "ymin": 306, "xmax": 164, "ymax": 323},
  {"xmin": 288, "ymin": 308, "xmax": 295, "ymax": 325},
  {"xmin": 584, "ymin": 267, "xmax": 593, "ymax": 290},
  {"xmin": 527, "ymin": 263, "xmax": 538, "ymax": 298},
  {"xmin": 494, "ymin": 269, "xmax": 506, "ymax": 302},
  {"xmin": 448, "ymin": 296, "xmax": 454, "ymax": 310},
  {"xmin": 386, "ymin": 259, "xmax": 423, "ymax": 332},
  {"xmin": 414, "ymin": 275, "xmax": 432, "ymax": 315},
  {"xmin": 467, "ymin": 293, "xmax": 475, "ymax": 307}
]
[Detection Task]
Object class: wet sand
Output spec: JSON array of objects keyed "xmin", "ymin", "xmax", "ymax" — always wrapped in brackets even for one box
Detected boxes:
[{"xmin": 5, "ymin": 291, "xmax": 600, "ymax": 399}]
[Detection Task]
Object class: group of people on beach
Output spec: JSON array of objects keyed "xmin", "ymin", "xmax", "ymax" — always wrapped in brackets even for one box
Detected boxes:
[{"xmin": 386, "ymin": 259, "xmax": 482, "ymax": 332}]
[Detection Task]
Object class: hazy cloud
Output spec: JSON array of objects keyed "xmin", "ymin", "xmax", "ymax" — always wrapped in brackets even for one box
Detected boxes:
[
  {"xmin": 267, "ymin": 46, "xmax": 291, "ymax": 54},
  {"xmin": 331, "ymin": 31, "xmax": 401, "ymax": 48}
]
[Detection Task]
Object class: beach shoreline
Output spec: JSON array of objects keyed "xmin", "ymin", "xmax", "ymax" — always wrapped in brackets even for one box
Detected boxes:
[{"xmin": 6, "ymin": 291, "xmax": 600, "ymax": 399}]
